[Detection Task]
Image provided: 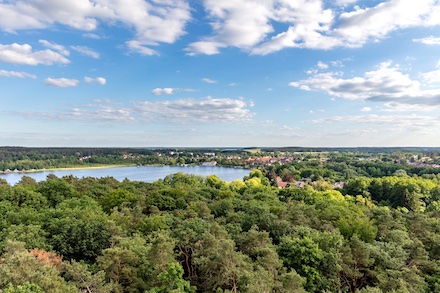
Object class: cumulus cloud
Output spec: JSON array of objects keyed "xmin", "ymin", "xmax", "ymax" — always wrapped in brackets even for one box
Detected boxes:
[
  {"xmin": 334, "ymin": 0, "xmax": 438, "ymax": 47},
  {"xmin": 0, "ymin": 0, "xmax": 104, "ymax": 31},
  {"xmin": 45, "ymin": 77, "xmax": 79, "ymax": 87},
  {"xmin": 201, "ymin": 78, "xmax": 217, "ymax": 84},
  {"xmin": 289, "ymin": 62, "xmax": 440, "ymax": 106},
  {"xmin": 0, "ymin": 0, "xmax": 191, "ymax": 55},
  {"xmin": 84, "ymin": 76, "xmax": 106, "ymax": 85},
  {"xmin": 2, "ymin": 1, "xmax": 440, "ymax": 56},
  {"xmin": 186, "ymin": 0, "xmax": 275, "ymax": 55},
  {"xmin": 0, "ymin": 43, "xmax": 70, "ymax": 65},
  {"xmin": 187, "ymin": 0, "xmax": 440, "ymax": 55},
  {"xmin": 134, "ymin": 97, "xmax": 254, "ymax": 123},
  {"xmin": 151, "ymin": 88, "xmax": 174, "ymax": 95},
  {"xmin": 413, "ymin": 36, "xmax": 440, "ymax": 45},
  {"xmin": 360, "ymin": 107, "xmax": 371, "ymax": 112},
  {"xmin": 0, "ymin": 69, "xmax": 36, "ymax": 79},
  {"xmin": 71, "ymin": 46, "xmax": 100, "ymax": 59}
]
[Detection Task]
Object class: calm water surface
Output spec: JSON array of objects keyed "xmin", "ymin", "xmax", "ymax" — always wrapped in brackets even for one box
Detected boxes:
[{"xmin": 0, "ymin": 166, "xmax": 250, "ymax": 186}]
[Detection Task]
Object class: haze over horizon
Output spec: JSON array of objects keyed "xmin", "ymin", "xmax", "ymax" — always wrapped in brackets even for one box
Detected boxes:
[{"xmin": 1, "ymin": 0, "xmax": 440, "ymax": 147}]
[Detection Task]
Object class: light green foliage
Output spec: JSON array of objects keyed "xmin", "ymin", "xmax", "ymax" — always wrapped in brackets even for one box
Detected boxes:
[
  {"xmin": 205, "ymin": 175, "xmax": 228, "ymax": 189},
  {"xmin": 63, "ymin": 260, "xmax": 114, "ymax": 293},
  {"xmin": 99, "ymin": 188, "xmax": 140, "ymax": 213},
  {"xmin": 0, "ymin": 186, "xmax": 47, "ymax": 208},
  {"xmin": 163, "ymin": 173, "xmax": 204, "ymax": 188},
  {"xmin": 139, "ymin": 214, "xmax": 172, "ymax": 233},
  {"xmin": 278, "ymin": 227, "xmax": 342, "ymax": 292},
  {"xmin": 98, "ymin": 234, "xmax": 151, "ymax": 292},
  {"xmin": 146, "ymin": 263, "xmax": 195, "ymax": 293},
  {"xmin": 0, "ymin": 241, "xmax": 78, "ymax": 293},
  {"xmin": 229, "ymin": 179, "xmax": 246, "ymax": 193},
  {"xmin": 2, "ymin": 282, "xmax": 44, "ymax": 293},
  {"xmin": 0, "ymin": 224, "xmax": 51, "ymax": 252},
  {"xmin": 192, "ymin": 224, "xmax": 253, "ymax": 292}
]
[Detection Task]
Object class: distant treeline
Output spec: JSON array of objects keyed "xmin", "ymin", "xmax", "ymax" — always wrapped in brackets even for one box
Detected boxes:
[{"xmin": 260, "ymin": 146, "xmax": 440, "ymax": 154}]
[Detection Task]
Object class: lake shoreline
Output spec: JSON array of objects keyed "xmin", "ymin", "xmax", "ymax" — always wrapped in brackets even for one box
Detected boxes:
[
  {"xmin": 4, "ymin": 164, "xmax": 249, "ymax": 175},
  {"xmin": 2, "ymin": 164, "xmax": 134, "ymax": 175},
  {"xmin": 0, "ymin": 165, "xmax": 251, "ymax": 186}
]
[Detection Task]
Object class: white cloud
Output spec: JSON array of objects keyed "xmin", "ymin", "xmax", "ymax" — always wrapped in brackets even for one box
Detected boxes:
[
  {"xmin": 289, "ymin": 62, "xmax": 440, "ymax": 105},
  {"xmin": 84, "ymin": 76, "xmax": 106, "ymax": 85},
  {"xmin": 83, "ymin": 33, "xmax": 104, "ymax": 39},
  {"xmin": 126, "ymin": 40, "xmax": 158, "ymax": 56},
  {"xmin": 421, "ymin": 69, "xmax": 440, "ymax": 84},
  {"xmin": 202, "ymin": 78, "xmax": 217, "ymax": 84},
  {"xmin": 151, "ymin": 88, "xmax": 174, "ymax": 95},
  {"xmin": 413, "ymin": 36, "xmax": 440, "ymax": 45},
  {"xmin": 0, "ymin": 69, "xmax": 36, "ymax": 79},
  {"xmin": 380, "ymin": 101, "xmax": 440, "ymax": 112},
  {"xmin": 185, "ymin": 41, "xmax": 225, "ymax": 56},
  {"xmin": 134, "ymin": 97, "xmax": 254, "ymax": 123},
  {"xmin": 187, "ymin": 0, "xmax": 440, "ymax": 55},
  {"xmin": 334, "ymin": 0, "xmax": 437, "ymax": 47},
  {"xmin": 360, "ymin": 107, "xmax": 371, "ymax": 112},
  {"xmin": 187, "ymin": 0, "xmax": 337, "ymax": 55},
  {"xmin": 336, "ymin": 0, "xmax": 359, "ymax": 6},
  {"xmin": 45, "ymin": 77, "xmax": 79, "ymax": 87},
  {"xmin": 20, "ymin": 103, "xmax": 136, "ymax": 123},
  {"xmin": 330, "ymin": 60, "xmax": 344, "ymax": 68},
  {"xmin": 317, "ymin": 61, "xmax": 329, "ymax": 69},
  {"xmin": 0, "ymin": 43, "xmax": 70, "ymax": 65},
  {"xmin": 310, "ymin": 114, "xmax": 440, "ymax": 130},
  {"xmin": 18, "ymin": 97, "xmax": 254, "ymax": 124},
  {"xmin": 39, "ymin": 40, "xmax": 70, "ymax": 56},
  {"xmin": 68, "ymin": 106, "xmax": 135, "ymax": 122},
  {"xmin": 71, "ymin": 46, "xmax": 100, "ymax": 59},
  {"xmin": 186, "ymin": 0, "xmax": 274, "ymax": 55},
  {"xmin": 0, "ymin": 0, "xmax": 191, "ymax": 55},
  {"xmin": 116, "ymin": 0, "xmax": 191, "ymax": 54},
  {"xmin": 150, "ymin": 87, "xmax": 197, "ymax": 95},
  {"xmin": 2, "ymin": 1, "xmax": 440, "ymax": 56}
]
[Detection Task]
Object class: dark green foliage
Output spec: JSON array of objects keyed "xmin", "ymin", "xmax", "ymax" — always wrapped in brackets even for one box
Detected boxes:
[
  {"xmin": 37, "ymin": 178, "xmax": 77, "ymax": 207},
  {"xmin": 48, "ymin": 218, "xmax": 111, "ymax": 262}
]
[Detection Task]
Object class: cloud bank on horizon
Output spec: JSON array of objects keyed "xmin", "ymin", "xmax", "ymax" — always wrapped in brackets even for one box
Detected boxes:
[{"xmin": 1, "ymin": 0, "xmax": 440, "ymax": 147}]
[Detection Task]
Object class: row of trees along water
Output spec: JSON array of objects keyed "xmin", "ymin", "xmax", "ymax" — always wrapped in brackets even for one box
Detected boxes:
[
  {"xmin": 1, "ymin": 164, "xmax": 440, "ymax": 292},
  {"xmin": 0, "ymin": 147, "xmax": 253, "ymax": 171}
]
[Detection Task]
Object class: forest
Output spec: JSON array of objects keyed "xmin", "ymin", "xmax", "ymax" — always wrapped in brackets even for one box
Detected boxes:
[{"xmin": 1, "ymin": 148, "xmax": 440, "ymax": 292}]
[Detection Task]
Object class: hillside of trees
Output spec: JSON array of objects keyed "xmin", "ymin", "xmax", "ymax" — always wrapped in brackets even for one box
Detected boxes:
[{"xmin": 1, "ymin": 161, "xmax": 440, "ymax": 292}]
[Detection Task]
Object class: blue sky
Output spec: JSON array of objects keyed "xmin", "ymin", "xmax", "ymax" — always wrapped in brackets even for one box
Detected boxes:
[{"xmin": 1, "ymin": 0, "xmax": 440, "ymax": 147}]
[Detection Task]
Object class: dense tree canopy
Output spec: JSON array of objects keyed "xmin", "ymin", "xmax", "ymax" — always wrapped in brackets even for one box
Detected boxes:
[{"xmin": 1, "ymin": 150, "xmax": 440, "ymax": 292}]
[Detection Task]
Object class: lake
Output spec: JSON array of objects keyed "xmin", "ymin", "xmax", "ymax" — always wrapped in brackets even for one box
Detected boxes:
[{"xmin": 0, "ymin": 165, "xmax": 251, "ymax": 186}]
